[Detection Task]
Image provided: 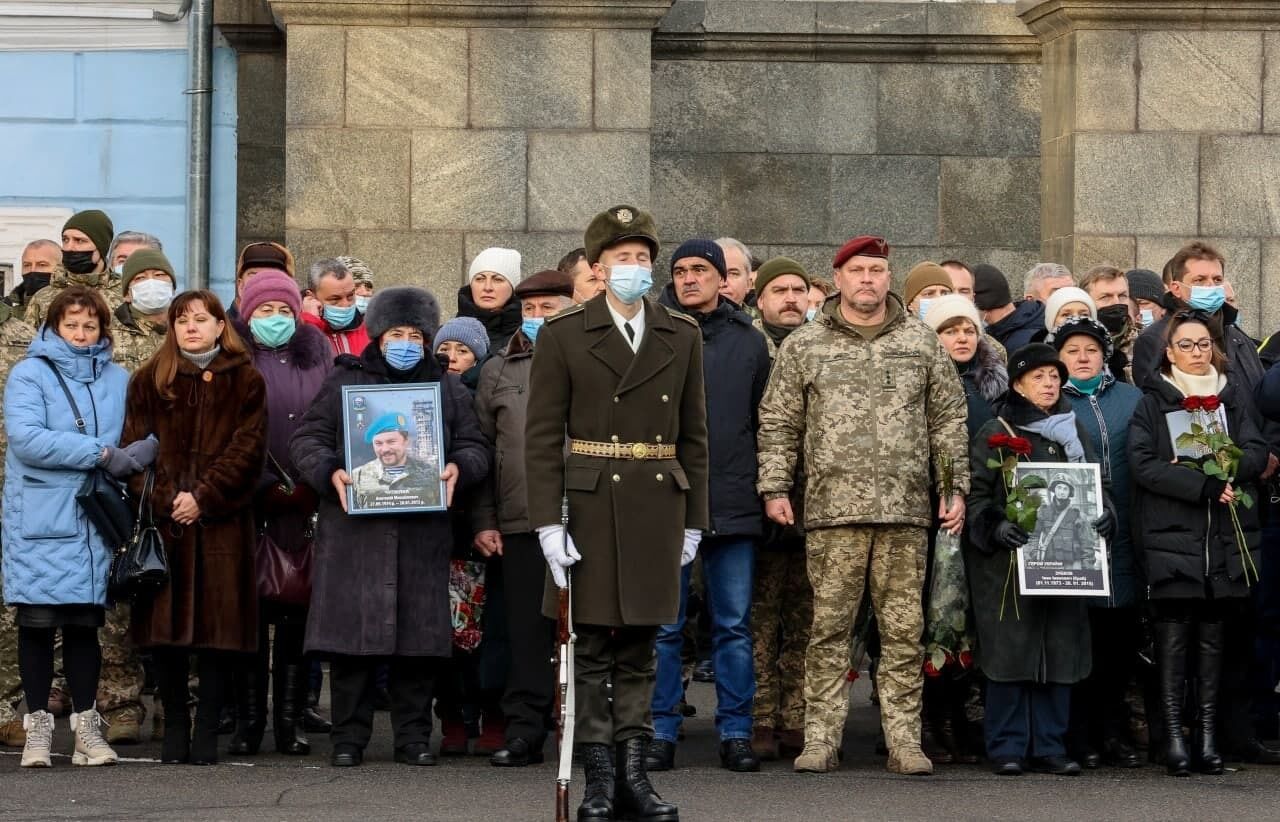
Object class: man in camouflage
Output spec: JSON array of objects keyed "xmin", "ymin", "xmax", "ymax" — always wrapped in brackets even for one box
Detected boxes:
[
  {"xmin": 1030, "ymin": 476, "xmax": 1094, "ymax": 569},
  {"xmin": 756, "ymin": 235, "xmax": 969, "ymax": 776},
  {"xmin": 27, "ymin": 210, "xmax": 125, "ymax": 329},
  {"xmin": 350, "ymin": 414, "xmax": 441, "ymax": 510},
  {"xmin": 0, "ymin": 303, "xmax": 36, "ymax": 746},
  {"xmin": 111, "ymin": 248, "xmax": 175, "ymax": 371},
  {"xmin": 748, "ymin": 257, "xmax": 815, "ymax": 761}
]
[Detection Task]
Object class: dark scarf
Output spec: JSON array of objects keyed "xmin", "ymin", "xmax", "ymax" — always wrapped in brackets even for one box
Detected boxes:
[
  {"xmin": 762, "ymin": 320, "xmax": 797, "ymax": 347},
  {"xmin": 456, "ymin": 285, "xmax": 520, "ymax": 343}
]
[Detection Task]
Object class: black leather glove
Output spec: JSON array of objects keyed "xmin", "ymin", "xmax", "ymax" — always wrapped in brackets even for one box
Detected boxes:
[
  {"xmin": 122, "ymin": 436, "xmax": 158, "ymax": 469},
  {"xmin": 100, "ymin": 446, "xmax": 142, "ymax": 479},
  {"xmin": 993, "ymin": 520, "xmax": 1030, "ymax": 551},
  {"xmin": 1202, "ymin": 476, "xmax": 1229, "ymax": 502},
  {"xmin": 1092, "ymin": 510, "xmax": 1116, "ymax": 541}
]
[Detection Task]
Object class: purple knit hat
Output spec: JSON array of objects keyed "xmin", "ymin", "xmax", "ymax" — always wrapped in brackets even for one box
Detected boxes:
[{"xmin": 240, "ymin": 268, "xmax": 302, "ymax": 318}]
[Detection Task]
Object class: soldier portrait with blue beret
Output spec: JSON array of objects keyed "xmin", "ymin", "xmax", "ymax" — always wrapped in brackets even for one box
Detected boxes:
[{"xmin": 349, "ymin": 409, "xmax": 441, "ymax": 510}]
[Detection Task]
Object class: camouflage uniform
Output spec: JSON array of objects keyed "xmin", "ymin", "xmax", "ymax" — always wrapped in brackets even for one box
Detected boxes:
[
  {"xmin": 25, "ymin": 266, "xmax": 125, "ymax": 330},
  {"xmin": 0, "ymin": 307, "xmax": 36, "ymax": 732},
  {"xmin": 351, "ymin": 457, "xmax": 440, "ymax": 509},
  {"xmin": 756, "ymin": 294, "xmax": 968, "ymax": 767},
  {"xmin": 111, "ymin": 304, "xmax": 166, "ymax": 371}
]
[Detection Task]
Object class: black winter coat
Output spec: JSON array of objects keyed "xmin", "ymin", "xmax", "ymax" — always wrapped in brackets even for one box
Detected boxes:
[
  {"xmin": 660, "ymin": 286, "xmax": 770, "ymax": 538},
  {"xmin": 1128, "ymin": 374, "xmax": 1267, "ymax": 601},
  {"xmin": 986, "ymin": 300, "xmax": 1044, "ymax": 355},
  {"xmin": 290, "ymin": 346, "xmax": 491, "ymax": 657},
  {"xmin": 456, "ymin": 286, "xmax": 521, "ymax": 356},
  {"xmin": 966, "ymin": 392, "xmax": 1100, "ymax": 684}
]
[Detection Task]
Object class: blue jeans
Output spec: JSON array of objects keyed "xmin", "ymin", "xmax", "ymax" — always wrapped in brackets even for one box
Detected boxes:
[
  {"xmin": 984, "ymin": 680, "xmax": 1070, "ymax": 760},
  {"xmin": 652, "ymin": 536, "xmax": 756, "ymax": 742}
]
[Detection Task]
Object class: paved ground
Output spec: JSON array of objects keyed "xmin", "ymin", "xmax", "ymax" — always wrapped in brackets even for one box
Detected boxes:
[{"xmin": 2, "ymin": 680, "xmax": 1279, "ymax": 821}]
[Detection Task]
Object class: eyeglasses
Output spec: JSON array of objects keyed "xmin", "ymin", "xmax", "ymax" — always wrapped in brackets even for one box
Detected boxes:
[{"xmin": 1172, "ymin": 339, "xmax": 1214, "ymax": 352}]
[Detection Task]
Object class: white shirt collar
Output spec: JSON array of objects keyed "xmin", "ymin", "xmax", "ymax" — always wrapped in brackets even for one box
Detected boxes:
[{"xmin": 605, "ymin": 297, "xmax": 646, "ymax": 353}]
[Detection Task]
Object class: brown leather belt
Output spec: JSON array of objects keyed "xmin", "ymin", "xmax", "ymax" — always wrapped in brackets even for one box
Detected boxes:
[{"xmin": 569, "ymin": 439, "xmax": 676, "ymax": 460}]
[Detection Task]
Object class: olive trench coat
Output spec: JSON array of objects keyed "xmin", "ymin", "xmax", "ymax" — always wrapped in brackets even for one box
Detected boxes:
[{"xmin": 524, "ymin": 294, "xmax": 710, "ymax": 627}]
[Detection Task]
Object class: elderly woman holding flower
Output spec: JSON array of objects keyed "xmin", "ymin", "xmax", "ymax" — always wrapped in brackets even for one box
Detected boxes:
[
  {"xmin": 1128, "ymin": 310, "xmax": 1268, "ymax": 777},
  {"xmin": 966, "ymin": 343, "xmax": 1113, "ymax": 777}
]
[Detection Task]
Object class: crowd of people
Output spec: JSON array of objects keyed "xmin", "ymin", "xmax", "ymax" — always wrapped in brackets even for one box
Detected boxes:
[{"xmin": 2, "ymin": 205, "xmax": 1280, "ymax": 820}]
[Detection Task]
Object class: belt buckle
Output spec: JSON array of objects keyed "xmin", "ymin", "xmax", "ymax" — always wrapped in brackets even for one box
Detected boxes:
[{"xmin": 630, "ymin": 442, "xmax": 648, "ymax": 460}]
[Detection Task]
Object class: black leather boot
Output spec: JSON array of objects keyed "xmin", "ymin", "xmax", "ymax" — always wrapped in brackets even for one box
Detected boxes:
[
  {"xmin": 1155, "ymin": 620, "xmax": 1191, "ymax": 777},
  {"xmin": 228, "ymin": 665, "xmax": 266, "ymax": 756},
  {"xmin": 615, "ymin": 737, "xmax": 679, "ymax": 821},
  {"xmin": 274, "ymin": 664, "xmax": 312, "ymax": 756},
  {"xmin": 1195, "ymin": 621, "xmax": 1225, "ymax": 775},
  {"xmin": 158, "ymin": 656, "xmax": 191, "ymax": 765},
  {"xmin": 192, "ymin": 655, "xmax": 229, "ymax": 765},
  {"xmin": 577, "ymin": 743, "xmax": 615, "ymax": 821}
]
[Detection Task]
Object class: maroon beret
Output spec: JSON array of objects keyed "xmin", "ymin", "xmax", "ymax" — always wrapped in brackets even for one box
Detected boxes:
[
  {"xmin": 515, "ymin": 269, "xmax": 574, "ymax": 299},
  {"xmin": 832, "ymin": 235, "xmax": 891, "ymax": 269}
]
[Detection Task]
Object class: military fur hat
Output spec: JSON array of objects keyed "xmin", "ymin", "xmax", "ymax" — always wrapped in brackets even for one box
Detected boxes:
[
  {"xmin": 584, "ymin": 205, "xmax": 659, "ymax": 265},
  {"xmin": 364, "ymin": 286, "xmax": 441, "ymax": 342}
]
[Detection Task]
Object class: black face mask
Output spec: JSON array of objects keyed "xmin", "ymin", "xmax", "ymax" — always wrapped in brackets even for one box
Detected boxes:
[
  {"xmin": 62, "ymin": 250, "xmax": 98, "ymax": 275},
  {"xmin": 1097, "ymin": 304, "xmax": 1130, "ymax": 335},
  {"xmin": 21, "ymin": 272, "xmax": 50, "ymax": 296}
]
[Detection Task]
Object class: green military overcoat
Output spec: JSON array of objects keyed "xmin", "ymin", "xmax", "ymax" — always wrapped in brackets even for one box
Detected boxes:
[{"xmin": 524, "ymin": 293, "xmax": 709, "ymax": 627}]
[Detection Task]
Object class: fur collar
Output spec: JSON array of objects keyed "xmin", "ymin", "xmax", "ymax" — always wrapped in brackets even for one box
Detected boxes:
[
  {"xmin": 964, "ymin": 337, "xmax": 1008, "ymax": 403},
  {"xmin": 232, "ymin": 318, "xmax": 333, "ymax": 371}
]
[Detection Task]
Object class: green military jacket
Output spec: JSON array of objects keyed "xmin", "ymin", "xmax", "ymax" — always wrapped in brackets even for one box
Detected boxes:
[
  {"xmin": 111, "ymin": 303, "xmax": 166, "ymax": 372},
  {"xmin": 26, "ymin": 266, "xmax": 125, "ymax": 331},
  {"xmin": 0, "ymin": 305, "xmax": 37, "ymax": 486},
  {"xmin": 757, "ymin": 293, "xmax": 969, "ymax": 530}
]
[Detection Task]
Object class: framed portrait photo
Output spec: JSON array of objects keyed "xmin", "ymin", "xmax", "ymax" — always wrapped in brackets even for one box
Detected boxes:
[
  {"xmin": 341, "ymin": 383, "xmax": 447, "ymax": 515},
  {"xmin": 1013, "ymin": 462, "xmax": 1110, "ymax": 598}
]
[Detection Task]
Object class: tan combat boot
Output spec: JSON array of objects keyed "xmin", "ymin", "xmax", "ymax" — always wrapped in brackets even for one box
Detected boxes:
[
  {"xmin": 887, "ymin": 744, "xmax": 934, "ymax": 776},
  {"xmin": 0, "ymin": 713, "xmax": 26, "ymax": 747},
  {"xmin": 70, "ymin": 709, "xmax": 118, "ymax": 766},
  {"xmin": 20, "ymin": 710, "xmax": 54, "ymax": 767},
  {"xmin": 793, "ymin": 740, "xmax": 839, "ymax": 773},
  {"xmin": 104, "ymin": 704, "xmax": 144, "ymax": 745}
]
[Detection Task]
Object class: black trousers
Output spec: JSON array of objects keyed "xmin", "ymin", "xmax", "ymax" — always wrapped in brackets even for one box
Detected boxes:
[
  {"xmin": 1069, "ymin": 607, "xmax": 1141, "ymax": 747},
  {"xmin": 575, "ymin": 624, "xmax": 658, "ymax": 746},
  {"xmin": 500, "ymin": 532, "xmax": 555, "ymax": 745},
  {"xmin": 329, "ymin": 655, "xmax": 442, "ymax": 750}
]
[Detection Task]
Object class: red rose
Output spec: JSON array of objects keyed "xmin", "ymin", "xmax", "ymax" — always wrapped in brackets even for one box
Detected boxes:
[
  {"xmin": 958, "ymin": 650, "xmax": 974, "ymax": 669},
  {"xmin": 845, "ymin": 669, "xmax": 860, "ymax": 683},
  {"xmin": 1008, "ymin": 437, "xmax": 1033, "ymax": 456},
  {"xmin": 1202, "ymin": 395, "xmax": 1221, "ymax": 412},
  {"xmin": 943, "ymin": 651, "xmax": 954, "ymax": 667},
  {"xmin": 1183, "ymin": 396, "xmax": 1203, "ymax": 411},
  {"xmin": 988, "ymin": 433, "xmax": 1012, "ymax": 449},
  {"xmin": 923, "ymin": 660, "xmax": 941, "ymax": 678}
]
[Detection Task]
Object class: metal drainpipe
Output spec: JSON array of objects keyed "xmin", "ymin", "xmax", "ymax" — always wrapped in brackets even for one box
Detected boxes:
[{"xmin": 182, "ymin": 0, "xmax": 212, "ymax": 290}]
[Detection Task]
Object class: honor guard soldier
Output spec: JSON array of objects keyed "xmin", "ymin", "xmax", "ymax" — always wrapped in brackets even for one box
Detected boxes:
[{"xmin": 525, "ymin": 205, "xmax": 710, "ymax": 822}]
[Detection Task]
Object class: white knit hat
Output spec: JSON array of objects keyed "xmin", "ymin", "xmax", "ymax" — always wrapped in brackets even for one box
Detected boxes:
[
  {"xmin": 468, "ymin": 247, "xmax": 522, "ymax": 286},
  {"xmin": 924, "ymin": 294, "xmax": 982, "ymax": 333},
  {"xmin": 1043, "ymin": 286, "xmax": 1097, "ymax": 330}
]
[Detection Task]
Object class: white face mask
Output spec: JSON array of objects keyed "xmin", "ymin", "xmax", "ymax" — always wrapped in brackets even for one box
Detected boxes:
[{"xmin": 131, "ymin": 278, "xmax": 175, "ymax": 314}]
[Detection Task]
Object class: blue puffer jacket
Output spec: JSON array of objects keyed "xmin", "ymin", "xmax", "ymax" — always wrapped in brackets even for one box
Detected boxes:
[
  {"xmin": 2, "ymin": 330, "xmax": 130, "ymax": 607},
  {"xmin": 1064, "ymin": 372, "xmax": 1142, "ymax": 608}
]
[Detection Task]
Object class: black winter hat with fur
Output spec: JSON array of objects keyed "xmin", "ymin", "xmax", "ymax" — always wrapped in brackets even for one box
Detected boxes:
[{"xmin": 365, "ymin": 286, "xmax": 441, "ymax": 342}]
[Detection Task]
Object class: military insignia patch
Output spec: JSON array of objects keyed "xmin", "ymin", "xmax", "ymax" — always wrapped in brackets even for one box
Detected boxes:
[{"xmin": 615, "ymin": 207, "xmax": 633, "ymax": 224}]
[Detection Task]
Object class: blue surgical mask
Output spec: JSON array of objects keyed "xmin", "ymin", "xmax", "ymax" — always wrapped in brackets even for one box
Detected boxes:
[
  {"xmin": 249, "ymin": 314, "xmax": 297, "ymax": 348},
  {"xmin": 112, "ymin": 264, "xmax": 125, "ymax": 277},
  {"xmin": 384, "ymin": 340, "xmax": 424, "ymax": 371},
  {"xmin": 355, "ymin": 295, "xmax": 370, "ymax": 313},
  {"xmin": 323, "ymin": 303, "xmax": 358, "ymax": 328},
  {"xmin": 804, "ymin": 307, "xmax": 818, "ymax": 323},
  {"xmin": 1186, "ymin": 285, "xmax": 1226, "ymax": 313},
  {"xmin": 607, "ymin": 264, "xmax": 653, "ymax": 304},
  {"xmin": 521, "ymin": 316, "xmax": 545, "ymax": 343},
  {"xmin": 1139, "ymin": 308, "xmax": 1154, "ymax": 328},
  {"xmin": 917, "ymin": 298, "xmax": 934, "ymax": 322}
]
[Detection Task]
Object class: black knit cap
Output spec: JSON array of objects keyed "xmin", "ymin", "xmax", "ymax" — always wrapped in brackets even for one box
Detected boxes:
[
  {"xmin": 972, "ymin": 263, "xmax": 1012, "ymax": 311},
  {"xmin": 1047, "ymin": 315, "xmax": 1114, "ymax": 361}
]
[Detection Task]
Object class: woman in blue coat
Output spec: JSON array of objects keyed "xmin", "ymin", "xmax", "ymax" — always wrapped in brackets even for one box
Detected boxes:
[
  {"xmin": 1051, "ymin": 317, "xmax": 1144, "ymax": 769},
  {"xmin": 2, "ymin": 287, "xmax": 153, "ymax": 768}
]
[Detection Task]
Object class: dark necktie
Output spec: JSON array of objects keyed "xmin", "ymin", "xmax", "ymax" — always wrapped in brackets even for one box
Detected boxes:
[{"xmin": 624, "ymin": 322, "xmax": 635, "ymax": 344}]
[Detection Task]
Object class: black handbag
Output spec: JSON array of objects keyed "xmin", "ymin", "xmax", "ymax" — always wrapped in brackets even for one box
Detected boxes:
[
  {"xmin": 38, "ymin": 358, "xmax": 133, "ymax": 548},
  {"xmin": 108, "ymin": 468, "xmax": 169, "ymax": 602}
]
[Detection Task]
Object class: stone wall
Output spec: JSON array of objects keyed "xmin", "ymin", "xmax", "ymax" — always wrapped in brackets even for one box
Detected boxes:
[{"xmin": 650, "ymin": 0, "xmax": 1044, "ymax": 288}]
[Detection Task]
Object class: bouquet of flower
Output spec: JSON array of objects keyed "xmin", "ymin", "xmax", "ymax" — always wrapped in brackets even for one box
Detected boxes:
[
  {"xmin": 986, "ymin": 432, "xmax": 1046, "ymax": 619},
  {"xmin": 449, "ymin": 558, "xmax": 487, "ymax": 651},
  {"xmin": 1174, "ymin": 395, "xmax": 1259, "ymax": 585},
  {"xmin": 924, "ymin": 455, "xmax": 974, "ymax": 676}
]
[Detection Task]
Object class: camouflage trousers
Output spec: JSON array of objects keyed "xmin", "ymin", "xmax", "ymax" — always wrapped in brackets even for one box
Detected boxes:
[
  {"xmin": 750, "ymin": 550, "xmax": 811, "ymax": 732},
  {"xmin": 804, "ymin": 524, "xmax": 926, "ymax": 752},
  {"xmin": 0, "ymin": 605, "xmax": 19, "ymax": 723},
  {"xmin": 96, "ymin": 604, "xmax": 144, "ymax": 715}
]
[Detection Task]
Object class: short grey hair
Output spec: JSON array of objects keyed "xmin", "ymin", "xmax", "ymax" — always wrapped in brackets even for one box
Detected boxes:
[
  {"xmin": 715, "ymin": 237, "xmax": 753, "ymax": 274},
  {"xmin": 23, "ymin": 238, "xmax": 61, "ymax": 257},
  {"xmin": 106, "ymin": 230, "xmax": 162, "ymax": 263},
  {"xmin": 1023, "ymin": 262, "xmax": 1073, "ymax": 297},
  {"xmin": 308, "ymin": 257, "xmax": 352, "ymax": 293}
]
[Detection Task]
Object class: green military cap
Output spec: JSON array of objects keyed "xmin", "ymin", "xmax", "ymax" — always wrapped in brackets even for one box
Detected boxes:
[
  {"xmin": 122, "ymin": 248, "xmax": 176, "ymax": 292},
  {"xmin": 584, "ymin": 205, "xmax": 659, "ymax": 265},
  {"xmin": 754, "ymin": 256, "xmax": 810, "ymax": 295},
  {"xmin": 365, "ymin": 411, "xmax": 412, "ymax": 444}
]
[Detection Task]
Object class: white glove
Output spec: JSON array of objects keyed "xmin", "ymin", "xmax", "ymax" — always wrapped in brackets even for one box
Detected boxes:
[
  {"xmin": 681, "ymin": 529, "xmax": 702, "ymax": 567},
  {"xmin": 537, "ymin": 525, "xmax": 582, "ymax": 589}
]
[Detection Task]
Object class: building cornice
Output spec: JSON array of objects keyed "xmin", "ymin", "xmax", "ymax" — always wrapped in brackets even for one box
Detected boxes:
[
  {"xmin": 1018, "ymin": 0, "xmax": 1280, "ymax": 40},
  {"xmin": 266, "ymin": 0, "xmax": 674, "ymax": 29},
  {"xmin": 653, "ymin": 31, "xmax": 1040, "ymax": 64}
]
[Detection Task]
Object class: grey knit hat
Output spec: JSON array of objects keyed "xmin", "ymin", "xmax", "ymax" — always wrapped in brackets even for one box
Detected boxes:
[
  {"xmin": 432, "ymin": 316, "xmax": 489, "ymax": 359},
  {"xmin": 1125, "ymin": 268, "xmax": 1164, "ymax": 304}
]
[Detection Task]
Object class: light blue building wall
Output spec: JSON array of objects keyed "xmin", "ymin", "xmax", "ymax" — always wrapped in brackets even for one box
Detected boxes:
[{"xmin": 0, "ymin": 46, "xmax": 238, "ymax": 302}]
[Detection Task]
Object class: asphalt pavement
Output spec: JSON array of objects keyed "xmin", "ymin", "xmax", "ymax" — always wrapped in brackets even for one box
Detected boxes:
[{"xmin": 1, "ymin": 680, "xmax": 1279, "ymax": 821}]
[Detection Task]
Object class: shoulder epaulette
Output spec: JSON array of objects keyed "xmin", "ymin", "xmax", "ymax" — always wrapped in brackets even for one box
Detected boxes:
[
  {"xmin": 547, "ymin": 303, "xmax": 585, "ymax": 323},
  {"xmin": 664, "ymin": 307, "xmax": 698, "ymax": 328}
]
